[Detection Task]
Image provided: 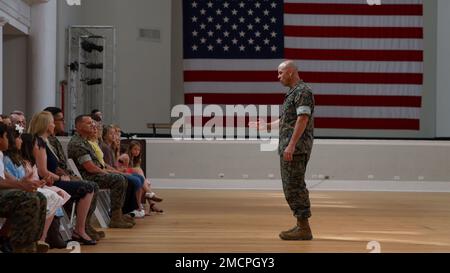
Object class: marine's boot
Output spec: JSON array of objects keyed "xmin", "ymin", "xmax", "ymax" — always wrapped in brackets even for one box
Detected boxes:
[
  {"xmin": 86, "ymin": 224, "xmax": 105, "ymax": 240},
  {"xmin": 122, "ymin": 214, "xmax": 136, "ymax": 225},
  {"xmin": 109, "ymin": 210, "xmax": 133, "ymax": 229},
  {"xmin": 279, "ymin": 218, "xmax": 313, "ymax": 241}
]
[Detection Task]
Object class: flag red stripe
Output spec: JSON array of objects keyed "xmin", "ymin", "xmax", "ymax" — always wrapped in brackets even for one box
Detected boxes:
[
  {"xmin": 186, "ymin": 117, "xmax": 420, "ymax": 130},
  {"xmin": 184, "ymin": 93, "xmax": 422, "ymax": 107},
  {"xmin": 284, "ymin": 3, "xmax": 423, "ymax": 16},
  {"xmin": 284, "ymin": 48, "xmax": 423, "ymax": 62},
  {"xmin": 184, "ymin": 71, "xmax": 423, "ymax": 85},
  {"xmin": 284, "ymin": 26, "xmax": 423, "ymax": 39}
]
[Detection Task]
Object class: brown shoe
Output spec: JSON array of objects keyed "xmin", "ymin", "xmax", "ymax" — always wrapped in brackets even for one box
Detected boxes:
[
  {"xmin": 146, "ymin": 192, "xmax": 163, "ymax": 203},
  {"xmin": 279, "ymin": 219, "xmax": 313, "ymax": 241},
  {"xmin": 150, "ymin": 203, "xmax": 164, "ymax": 214},
  {"xmin": 36, "ymin": 241, "xmax": 50, "ymax": 253}
]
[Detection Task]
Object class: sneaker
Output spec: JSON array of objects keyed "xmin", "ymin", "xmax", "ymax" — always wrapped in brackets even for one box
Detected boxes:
[{"xmin": 130, "ymin": 210, "xmax": 145, "ymax": 218}]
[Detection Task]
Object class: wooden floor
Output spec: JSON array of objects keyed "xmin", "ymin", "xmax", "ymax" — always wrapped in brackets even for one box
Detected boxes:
[{"xmin": 70, "ymin": 189, "xmax": 450, "ymax": 253}]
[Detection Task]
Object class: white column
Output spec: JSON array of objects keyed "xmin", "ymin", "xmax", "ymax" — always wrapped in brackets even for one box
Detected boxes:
[
  {"xmin": 0, "ymin": 17, "xmax": 7, "ymax": 114},
  {"xmin": 28, "ymin": 0, "xmax": 57, "ymax": 116}
]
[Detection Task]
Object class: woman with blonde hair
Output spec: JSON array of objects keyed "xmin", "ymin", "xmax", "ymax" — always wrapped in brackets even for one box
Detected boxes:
[{"xmin": 29, "ymin": 111, "xmax": 97, "ymax": 245}]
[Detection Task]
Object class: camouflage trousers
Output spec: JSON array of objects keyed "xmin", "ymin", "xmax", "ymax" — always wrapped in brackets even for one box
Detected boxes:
[
  {"xmin": 0, "ymin": 190, "xmax": 46, "ymax": 248},
  {"xmin": 280, "ymin": 154, "xmax": 312, "ymax": 220},
  {"xmin": 84, "ymin": 173, "xmax": 127, "ymax": 211}
]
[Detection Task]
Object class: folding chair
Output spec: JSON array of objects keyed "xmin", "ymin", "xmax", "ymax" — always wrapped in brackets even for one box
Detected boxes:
[
  {"xmin": 59, "ymin": 210, "xmax": 73, "ymax": 241},
  {"xmin": 67, "ymin": 159, "xmax": 111, "ymax": 228}
]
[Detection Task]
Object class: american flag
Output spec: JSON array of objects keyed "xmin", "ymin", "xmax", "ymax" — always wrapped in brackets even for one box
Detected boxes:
[{"xmin": 183, "ymin": 0, "xmax": 423, "ymax": 130}]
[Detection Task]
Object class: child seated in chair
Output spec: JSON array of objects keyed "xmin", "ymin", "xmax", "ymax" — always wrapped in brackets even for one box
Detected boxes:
[{"xmin": 118, "ymin": 141, "xmax": 164, "ymax": 215}]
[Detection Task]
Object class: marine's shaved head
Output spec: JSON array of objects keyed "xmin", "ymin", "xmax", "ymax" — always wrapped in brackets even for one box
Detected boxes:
[
  {"xmin": 279, "ymin": 60, "xmax": 298, "ymax": 73},
  {"xmin": 278, "ymin": 60, "xmax": 300, "ymax": 88}
]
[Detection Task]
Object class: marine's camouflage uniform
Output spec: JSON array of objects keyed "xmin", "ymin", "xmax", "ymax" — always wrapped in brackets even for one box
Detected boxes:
[
  {"xmin": 0, "ymin": 190, "xmax": 46, "ymax": 250},
  {"xmin": 278, "ymin": 81, "xmax": 315, "ymax": 220},
  {"xmin": 67, "ymin": 133, "xmax": 127, "ymax": 212}
]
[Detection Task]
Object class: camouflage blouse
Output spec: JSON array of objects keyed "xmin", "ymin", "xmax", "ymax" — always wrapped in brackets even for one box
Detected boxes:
[
  {"xmin": 67, "ymin": 133, "xmax": 105, "ymax": 178},
  {"xmin": 278, "ymin": 81, "xmax": 315, "ymax": 157}
]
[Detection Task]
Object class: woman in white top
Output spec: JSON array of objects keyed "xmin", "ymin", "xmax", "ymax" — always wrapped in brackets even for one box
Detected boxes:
[{"xmin": 3, "ymin": 125, "xmax": 69, "ymax": 244}]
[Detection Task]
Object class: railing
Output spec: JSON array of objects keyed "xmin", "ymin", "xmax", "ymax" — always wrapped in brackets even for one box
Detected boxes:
[{"xmin": 147, "ymin": 123, "xmax": 172, "ymax": 137}]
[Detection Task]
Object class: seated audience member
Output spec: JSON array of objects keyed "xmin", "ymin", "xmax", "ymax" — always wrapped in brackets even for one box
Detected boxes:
[
  {"xmin": 125, "ymin": 141, "xmax": 164, "ymax": 214},
  {"xmin": 89, "ymin": 121, "xmax": 144, "ymax": 218},
  {"xmin": 28, "ymin": 112, "xmax": 97, "ymax": 244},
  {"xmin": 21, "ymin": 134, "xmax": 68, "ymax": 249},
  {"xmin": 0, "ymin": 122, "xmax": 47, "ymax": 253},
  {"xmin": 111, "ymin": 124, "xmax": 122, "ymax": 159},
  {"xmin": 67, "ymin": 115, "xmax": 134, "ymax": 228},
  {"xmin": 101, "ymin": 125, "xmax": 118, "ymax": 169},
  {"xmin": 44, "ymin": 107, "xmax": 104, "ymax": 240},
  {"xmin": 43, "ymin": 107, "xmax": 68, "ymax": 137},
  {"xmin": 0, "ymin": 115, "xmax": 11, "ymax": 126},
  {"xmin": 3, "ymin": 126, "xmax": 68, "ymax": 248},
  {"xmin": 91, "ymin": 109, "xmax": 103, "ymax": 123},
  {"xmin": 10, "ymin": 111, "xmax": 26, "ymax": 130}
]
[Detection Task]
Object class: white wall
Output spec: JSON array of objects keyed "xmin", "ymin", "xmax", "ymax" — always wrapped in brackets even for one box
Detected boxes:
[
  {"xmin": 1, "ymin": 0, "xmax": 29, "ymax": 115},
  {"xmin": 436, "ymin": 0, "xmax": 450, "ymax": 137},
  {"xmin": 171, "ymin": 0, "xmax": 184, "ymax": 109},
  {"xmin": 3, "ymin": 35, "xmax": 27, "ymax": 114},
  {"xmin": 76, "ymin": 0, "xmax": 172, "ymax": 133}
]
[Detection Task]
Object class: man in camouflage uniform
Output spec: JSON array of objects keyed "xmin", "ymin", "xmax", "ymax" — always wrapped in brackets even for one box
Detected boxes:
[
  {"xmin": 44, "ymin": 107, "xmax": 104, "ymax": 240},
  {"xmin": 0, "ymin": 189, "xmax": 47, "ymax": 252},
  {"xmin": 0, "ymin": 122, "xmax": 47, "ymax": 252},
  {"xmin": 67, "ymin": 115, "xmax": 134, "ymax": 229},
  {"xmin": 251, "ymin": 60, "xmax": 314, "ymax": 240}
]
